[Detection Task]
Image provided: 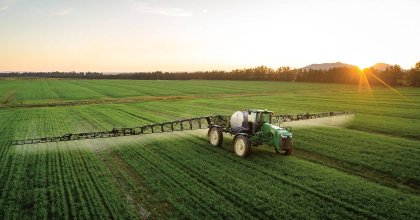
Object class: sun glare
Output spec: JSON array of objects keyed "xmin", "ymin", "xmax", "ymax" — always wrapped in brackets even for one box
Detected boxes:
[
  {"xmin": 357, "ymin": 65, "xmax": 373, "ymax": 96},
  {"xmin": 357, "ymin": 64, "xmax": 370, "ymax": 72}
]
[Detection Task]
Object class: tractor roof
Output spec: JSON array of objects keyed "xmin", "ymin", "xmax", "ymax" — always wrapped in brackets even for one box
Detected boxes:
[{"xmin": 247, "ymin": 109, "xmax": 273, "ymax": 113}]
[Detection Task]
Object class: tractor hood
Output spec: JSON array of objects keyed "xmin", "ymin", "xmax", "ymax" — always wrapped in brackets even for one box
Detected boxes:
[
  {"xmin": 269, "ymin": 124, "xmax": 293, "ymax": 138},
  {"xmin": 262, "ymin": 123, "xmax": 293, "ymax": 152}
]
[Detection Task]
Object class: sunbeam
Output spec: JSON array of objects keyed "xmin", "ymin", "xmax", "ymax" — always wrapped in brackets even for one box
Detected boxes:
[
  {"xmin": 359, "ymin": 68, "xmax": 374, "ymax": 97},
  {"xmin": 369, "ymin": 72, "xmax": 410, "ymax": 101}
]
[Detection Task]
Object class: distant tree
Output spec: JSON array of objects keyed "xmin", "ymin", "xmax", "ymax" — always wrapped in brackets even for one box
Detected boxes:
[
  {"xmin": 415, "ymin": 61, "xmax": 420, "ymax": 70},
  {"xmin": 1, "ymin": 63, "xmax": 417, "ymax": 86},
  {"xmin": 407, "ymin": 61, "xmax": 420, "ymax": 87},
  {"xmin": 374, "ymin": 65, "xmax": 404, "ymax": 86}
]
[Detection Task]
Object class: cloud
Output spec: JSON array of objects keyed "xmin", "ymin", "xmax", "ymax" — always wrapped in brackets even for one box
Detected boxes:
[
  {"xmin": 50, "ymin": 8, "xmax": 73, "ymax": 16},
  {"xmin": 0, "ymin": 5, "xmax": 8, "ymax": 10},
  {"xmin": 132, "ymin": 2, "xmax": 192, "ymax": 17}
]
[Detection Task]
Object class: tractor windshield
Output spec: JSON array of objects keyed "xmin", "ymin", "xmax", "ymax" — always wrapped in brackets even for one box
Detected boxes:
[{"xmin": 261, "ymin": 112, "xmax": 271, "ymax": 124}]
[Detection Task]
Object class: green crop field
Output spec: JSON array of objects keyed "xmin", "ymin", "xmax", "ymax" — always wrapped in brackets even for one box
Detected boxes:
[{"xmin": 0, "ymin": 78, "xmax": 419, "ymax": 219}]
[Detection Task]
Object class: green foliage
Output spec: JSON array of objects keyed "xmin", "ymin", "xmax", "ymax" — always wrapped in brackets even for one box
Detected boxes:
[
  {"xmin": 0, "ymin": 79, "xmax": 419, "ymax": 218},
  {"xmin": 3, "ymin": 63, "xmax": 420, "ymax": 86}
]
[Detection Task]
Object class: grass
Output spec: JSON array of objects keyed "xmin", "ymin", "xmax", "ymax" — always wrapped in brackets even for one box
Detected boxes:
[{"xmin": 0, "ymin": 78, "xmax": 419, "ymax": 219}]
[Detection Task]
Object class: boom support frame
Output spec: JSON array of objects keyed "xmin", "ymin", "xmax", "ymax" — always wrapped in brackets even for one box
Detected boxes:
[{"xmin": 10, "ymin": 111, "xmax": 351, "ymax": 145}]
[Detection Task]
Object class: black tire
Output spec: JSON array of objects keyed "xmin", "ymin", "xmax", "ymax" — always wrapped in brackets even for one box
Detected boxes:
[
  {"xmin": 233, "ymin": 135, "xmax": 251, "ymax": 157},
  {"xmin": 208, "ymin": 126, "xmax": 223, "ymax": 146},
  {"xmin": 281, "ymin": 137, "xmax": 293, "ymax": 155},
  {"xmin": 275, "ymin": 145, "xmax": 280, "ymax": 154}
]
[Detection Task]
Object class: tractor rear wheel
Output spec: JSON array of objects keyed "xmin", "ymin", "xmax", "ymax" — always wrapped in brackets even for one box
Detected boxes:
[
  {"xmin": 281, "ymin": 137, "xmax": 293, "ymax": 155},
  {"xmin": 234, "ymin": 135, "xmax": 251, "ymax": 157},
  {"xmin": 208, "ymin": 126, "xmax": 223, "ymax": 146}
]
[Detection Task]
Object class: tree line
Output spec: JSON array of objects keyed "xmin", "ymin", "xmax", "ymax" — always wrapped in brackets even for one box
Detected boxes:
[{"xmin": 1, "ymin": 62, "xmax": 419, "ymax": 87}]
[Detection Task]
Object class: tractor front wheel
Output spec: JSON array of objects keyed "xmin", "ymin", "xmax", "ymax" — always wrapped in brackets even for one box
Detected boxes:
[
  {"xmin": 234, "ymin": 135, "xmax": 251, "ymax": 157},
  {"xmin": 208, "ymin": 126, "xmax": 223, "ymax": 146}
]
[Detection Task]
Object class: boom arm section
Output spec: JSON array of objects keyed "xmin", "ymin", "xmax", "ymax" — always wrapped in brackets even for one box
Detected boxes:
[{"xmin": 10, "ymin": 111, "xmax": 352, "ymax": 146}]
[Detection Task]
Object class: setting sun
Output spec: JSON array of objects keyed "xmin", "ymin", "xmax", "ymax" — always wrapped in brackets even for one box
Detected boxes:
[{"xmin": 357, "ymin": 65, "xmax": 369, "ymax": 72}]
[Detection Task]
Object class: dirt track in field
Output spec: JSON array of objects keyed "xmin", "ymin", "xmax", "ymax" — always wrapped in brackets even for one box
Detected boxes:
[{"xmin": 0, "ymin": 91, "xmax": 282, "ymax": 109}]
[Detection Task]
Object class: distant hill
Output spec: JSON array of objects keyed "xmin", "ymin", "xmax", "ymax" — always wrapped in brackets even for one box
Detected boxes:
[
  {"xmin": 302, "ymin": 62, "xmax": 356, "ymax": 70},
  {"xmin": 370, "ymin": 63, "xmax": 393, "ymax": 71}
]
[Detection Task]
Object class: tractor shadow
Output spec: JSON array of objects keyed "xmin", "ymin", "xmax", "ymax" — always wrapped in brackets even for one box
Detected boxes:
[{"xmin": 209, "ymin": 134, "xmax": 290, "ymax": 159}]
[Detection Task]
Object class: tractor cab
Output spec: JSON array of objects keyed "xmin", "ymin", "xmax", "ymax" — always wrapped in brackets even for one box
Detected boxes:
[{"xmin": 247, "ymin": 109, "xmax": 273, "ymax": 134}]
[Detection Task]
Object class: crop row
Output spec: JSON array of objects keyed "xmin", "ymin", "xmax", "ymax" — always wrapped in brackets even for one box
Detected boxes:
[
  {"xmin": 2, "ymin": 79, "xmax": 419, "ymax": 140},
  {"xmin": 7, "ymin": 101, "xmax": 419, "ymax": 190},
  {"xmin": 51, "ymin": 104, "xmax": 420, "ymax": 219},
  {"xmin": 293, "ymin": 127, "xmax": 420, "ymax": 186},
  {"xmin": 347, "ymin": 113, "xmax": 420, "ymax": 140},
  {"xmin": 0, "ymin": 110, "xmax": 136, "ymax": 219},
  {"xmin": 0, "ymin": 79, "xmax": 328, "ymax": 105},
  {"xmin": 58, "ymin": 93, "xmax": 420, "ymax": 141},
  {"xmin": 3, "ymin": 79, "xmax": 419, "ymax": 115},
  {"xmin": 101, "ymin": 132, "xmax": 420, "ymax": 219},
  {"xmin": 0, "ymin": 80, "xmax": 419, "ymax": 218}
]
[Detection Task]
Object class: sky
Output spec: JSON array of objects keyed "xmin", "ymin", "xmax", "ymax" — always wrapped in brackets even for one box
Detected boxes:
[{"xmin": 0, "ymin": 0, "xmax": 419, "ymax": 72}]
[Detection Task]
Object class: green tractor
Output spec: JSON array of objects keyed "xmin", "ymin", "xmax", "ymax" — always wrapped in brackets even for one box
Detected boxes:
[{"xmin": 208, "ymin": 109, "xmax": 293, "ymax": 157}]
